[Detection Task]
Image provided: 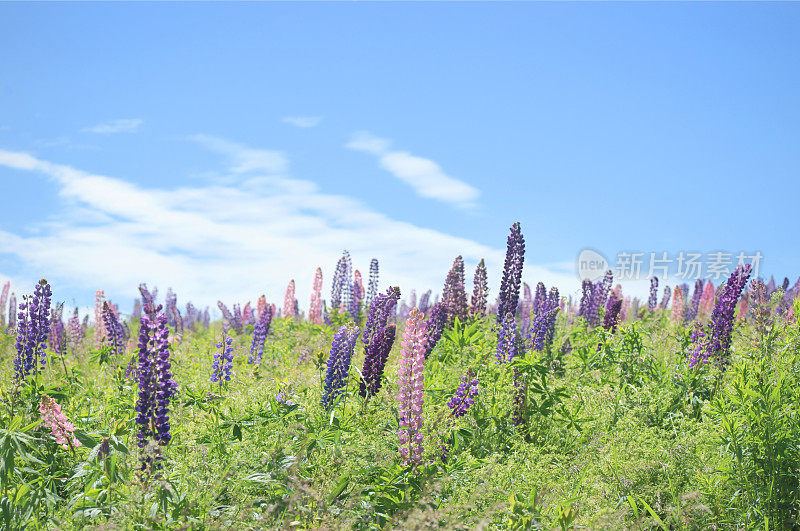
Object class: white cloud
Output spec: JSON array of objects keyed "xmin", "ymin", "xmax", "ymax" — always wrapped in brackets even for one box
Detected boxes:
[
  {"xmin": 82, "ymin": 119, "xmax": 143, "ymax": 134},
  {"xmin": 189, "ymin": 134, "xmax": 288, "ymax": 174},
  {"xmin": 346, "ymin": 131, "xmax": 480, "ymax": 209},
  {"xmin": 282, "ymin": 116, "xmax": 322, "ymax": 128}
]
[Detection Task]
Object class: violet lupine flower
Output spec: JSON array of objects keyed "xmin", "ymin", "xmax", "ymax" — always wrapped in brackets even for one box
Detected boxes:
[
  {"xmin": 442, "ymin": 255, "xmax": 468, "ymax": 323},
  {"xmin": 138, "ymin": 284, "xmax": 157, "ymax": 320},
  {"xmin": 648, "ymin": 277, "xmax": 659, "ymax": 312},
  {"xmin": 528, "ymin": 287, "xmax": 560, "ymax": 351},
  {"xmin": 497, "ymin": 222, "xmax": 525, "ymax": 323},
  {"xmin": 470, "ymin": 259, "xmax": 488, "ymax": 319},
  {"xmin": 0, "ymin": 281, "xmax": 9, "ymax": 328},
  {"xmin": 397, "ymin": 308, "xmax": 426, "ymax": 466},
  {"xmin": 242, "ymin": 302, "xmax": 255, "ymax": 326},
  {"xmin": 447, "ymin": 374, "xmax": 479, "ymax": 418},
  {"xmin": 749, "ymin": 280, "xmax": 772, "ymax": 337},
  {"xmin": 687, "ymin": 264, "xmax": 751, "ymax": 369},
  {"xmin": 331, "ymin": 251, "xmax": 353, "ymax": 313},
  {"xmin": 94, "ymin": 290, "xmax": 107, "ymax": 348},
  {"xmin": 496, "ymin": 312, "xmax": 520, "ymax": 363},
  {"xmin": 698, "ymin": 281, "xmax": 715, "ymax": 318},
  {"xmin": 49, "ymin": 303, "xmax": 67, "ymax": 357},
  {"xmin": 232, "ymin": 303, "xmax": 244, "ymax": 332},
  {"xmin": 39, "ymin": 395, "xmax": 82, "ymax": 452},
  {"xmin": 14, "ymin": 279, "xmax": 52, "ymax": 381},
  {"xmin": 360, "ymin": 287, "xmax": 401, "ymax": 397},
  {"xmin": 602, "ymin": 294, "xmax": 623, "ymax": 333},
  {"xmin": 578, "ymin": 280, "xmax": 592, "ymax": 319},
  {"xmin": 210, "ymin": 334, "xmax": 234, "ymax": 384},
  {"xmin": 423, "ymin": 302, "xmax": 448, "ymax": 359},
  {"xmin": 533, "ymin": 282, "xmax": 546, "ymax": 316},
  {"xmin": 365, "ymin": 258, "xmax": 379, "ymax": 310},
  {"xmin": 659, "ymin": 286, "xmax": 672, "ymax": 310},
  {"xmin": 135, "ymin": 305, "xmax": 178, "ymax": 463},
  {"xmin": 309, "ymin": 268, "xmax": 324, "ymax": 325},
  {"xmin": 248, "ymin": 305, "xmax": 273, "ymax": 365},
  {"xmin": 102, "ymin": 302, "xmax": 127, "ymax": 358},
  {"xmin": 322, "ymin": 325, "xmax": 360, "ymax": 409},
  {"xmin": 165, "ymin": 288, "xmax": 184, "ymax": 334},
  {"xmin": 671, "ymin": 286, "xmax": 685, "ymax": 322},
  {"xmin": 217, "ymin": 301, "xmax": 235, "ymax": 334},
  {"xmin": 283, "ymin": 280, "xmax": 297, "ymax": 318},
  {"xmin": 684, "ymin": 279, "xmax": 703, "ymax": 322},
  {"xmin": 67, "ymin": 307, "xmax": 83, "ymax": 355},
  {"xmin": 561, "ymin": 338, "xmax": 573, "ymax": 355},
  {"xmin": 349, "ymin": 270, "xmax": 364, "ymax": 321},
  {"xmin": 520, "ymin": 283, "xmax": 532, "ymax": 331},
  {"xmin": 419, "ymin": 290, "xmax": 432, "ymax": 314}
]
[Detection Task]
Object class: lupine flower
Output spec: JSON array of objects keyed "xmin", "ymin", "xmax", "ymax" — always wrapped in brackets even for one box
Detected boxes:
[
  {"xmin": 39, "ymin": 395, "xmax": 81, "ymax": 452},
  {"xmin": 497, "ymin": 312, "xmax": 520, "ymax": 363},
  {"xmin": 7, "ymin": 294, "xmax": 15, "ymax": 330},
  {"xmin": 67, "ymin": 307, "xmax": 83, "ymax": 355},
  {"xmin": 578, "ymin": 280, "xmax": 592, "ymax": 320},
  {"xmin": 217, "ymin": 301, "xmax": 236, "ymax": 334},
  {"xmin": 14, "ymin": 279, "xmax": 52, "ymax": 381},
  {"xmin": 94, "ymin": 290, "xmax": 107, "ymax": 348},
  {"xmin": 423, "ymin": 302, "xmax": 447, "ymax": 359},
  {"xmin": 308, "ymin": 268, "xmax": 324, "ymax": 325},
  {"xmin": 687, "ymin": 264, "xmax": 751, "ymax": 368},
  {"xmin": 670, "ymin": 286, "xmax": 685, "ymax": 322},
  {"xmin": 736, "ymin": 296, "xmax": 748, "ymax": 323},
  {"xmin": 256, "ymin": 295, "xmax": 267, "ymax": 321},
  {"xmin": 419, "ymin": 290, "xmax": 432, "ymax": 314},
  {"xmin": 102, "ymin": 302, "xmax": 127, "ymax": 358},
  {"xmin": 520, "ymin": 283, "xmax": 533, "ymax": 331},
  {"xmin": 283, "ymin": 280, "xmax": 297, "ymax": 318},
  {"xmin": 232, "ymin": 304, "xmax": 243, "ymax": 332},
  {"xmin": 322, "ymin": 325, "xmax": 360, "ymax": 409},
  {"xmin": 365, "ymin": 258, "xmax": 379, "ymax": 310},
  {"xmin": 466, "ymin": 259, "xmax": 488, "ymax": 320},
  {"xmin": 533, "ymin": 282, "xmax": 546, "ymax": 316},
  {"xmin": 351, "ymin": 269, "xmax": 365, "ymax": 320},
  {"xmin": 602, "ymin": 294, "xmax": 623, "ymax": 333},
  {"xmin": 248, "ymin": 305, "xmax": 273, "ymax": 365},
  {"xmin": 659, "ymin": 286, "xmax": 672, "ymax": 310},
  {"xmin": 165, "ymin": 289, "xmax": 184, "ymax": 334},
  {"xmin": 698, "ymin": 281, "xmax": 715, "ymax": 318},
  {"xmin": 620, "ymin": 296, "xmax": 631, "ymax": 322},
  {"xmin": 331, "ymin": 251, "xmax": 353, "ymax": 313},
  {"xmin": 360, "ymin": 287, "xmax": 401, "ymax": 397},
  {"xmin": 0, "ymin": 281, "xmax": 9, "ymax": 328},
  {"xmin": 561, "ymin": 338, "xmax": 573, "ymax": 355},
  {"xmin": 648, "ymin": 277, "xmax": 659, "ymax": 312},
  {"xmin": 528, "ymin": 287, "xmax": 560, "ymax": 351},
  {"xmin": 749, "ymin": 280, "xmax": 772, "ymax": 337},
  {"xmin": 580, "ymin": 271, "xmax": 612, "ymax": 327},
  {"xmin": 684, "ymin": 279, "xmax": 703, "ymax": 322},
  {"xmin": 442, "ymin": 255, "xmax": 468, "ymax": 322},
  {"xmin": 242, "ymin": 302, "xmax": 255, "ymax": 325},
  {"xmin": 447, "ymin": 374, "xmax": 479, "ymax": 418},
  {"xmin": 49, "ymin": 303, "xmax": 67, "ymax": 357},
  {"xmin": 135, "ymin": 305, "xmax": 178, "ymax": 468},
  {"xmin": 497, "ymin": 222, "xmax": 525, "ymax": 323},
  {"xmin": 397, "ymin": 308, "xmax": 426, "ymax": 466},
  {"xmin": 211, "ymin": 334, "xmax": 234, "ymax": 384}
]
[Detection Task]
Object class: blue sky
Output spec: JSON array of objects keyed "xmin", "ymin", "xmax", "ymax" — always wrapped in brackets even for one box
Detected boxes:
[{"xmin": 1, "ymin": 3, "xmax": 799, "ymax": 313}]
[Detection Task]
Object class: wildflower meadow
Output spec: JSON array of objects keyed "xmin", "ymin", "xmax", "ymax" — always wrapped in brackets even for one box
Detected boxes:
[{"xmin": 1, "ymin": 221, "xmax": 799, "ymax": 530}]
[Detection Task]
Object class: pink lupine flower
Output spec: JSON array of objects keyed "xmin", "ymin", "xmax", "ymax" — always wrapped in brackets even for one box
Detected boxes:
[
  {"xmin": 256, "ymin": 295, "xmax": 267, "ymax": 321},
  {"xmin": 671, "ymin": 286, "xmax": 685, "ymax": 322},
  {"xmin": 309, "ymin": 267, "xmax": 324, "ymax": 325},
  {"xmin": 699, "ymin": 281, "xmax": 715, "ymax": 318},
  {"xmin": 242, "ymin": 302, "xmax": 254, "ymax": 325},
  {"xmin": 736, "ymin": 297, "xmax": 748, "ymax": 323},
  {"xmin": 283, "ymin": 280, "xmax": 296, "ymax": 318},
  {"xmin": 397, "ymin": 308, "xmax": 426, "ymax": 466},
  {"xmin": 620, "ymin": 296, "xmax": 631, "ymax": 322},
  {"xmin": 94, "ymin": 290, "xmax": 107, "ymax": 348},
  {"xmin": 40, "ymin": 395, "xmax": 82, "ymax": 453}
]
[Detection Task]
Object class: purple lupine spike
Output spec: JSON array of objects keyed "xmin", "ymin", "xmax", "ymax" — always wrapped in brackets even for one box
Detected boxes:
[
  {"xmin": 360, "ymin": 286, "xmax": 401, "ymax": 397},
  {"xmin": 442, "ymin": 256, "xmax": 468, "ymax": 322},
  {"xmin": 685, "ymin": 279, "xmax": 703, "ymax": 322},
  {"xmin": 135, "ymin": 304, "xmax": 177, "ymax": 469},
  {"xmin": 248, "ymin": 305, "xmax": 273, "ymax": 365},
  {"xmin": 138, "ymin": 284, "xmax": 156, "ymax": 319},
  {"xmin": 497, "ymin": 222, "xmax": 525, "ymax": 323},
  {"xmin": 578, "ymin": 280, "xmax": 592, "ymax": 320},
  {"xmin": 211, "ymin": 334, "xmax": 234, "ymax": 384},
  {"xmin": 470, "ymin": 259, "xmax": 488, "ymax": 319},
  {"xmin": 602, "ymin": 294, "xmax": 623, "ymax": 333},
  {"xmin": 419, "ymin": 290, "xmax": 432, "ymax": 314},
  {"xmin": 365, "ymin": 258, "xmax": 379, "ymax": 310},
  {"xmin": 528, "ymin": 286, "xmax": 560, "ymax": 351},
  {"xmin": 423, "ymin": 302, "xmax": 447, "ymax": 359},
  {"xmin": 397, "ymin": 309, "xmax": 426, "ymax": 466},
  {"xmin": 648, "ymin": 277, "xmax": 659, "ymax": 312},
  {"xmin": 659, "ymin": 286, "xmax": 672, "ymax": 310},
  {"xmin": 322, "ymin": 324, "xmax": 360, "ymax": 409},
  {"xmin": 496, "ymin": 312, "xmax": 519, "ymax": 363},
  {"xmin": 49, "ymin": 303, "xmax": 66, "ymax": 358},
  {"xmin": 102, "ymin": 302, "xmax": 127, "ymax": 358},
  {"xmin": 447, "ymin": 374, "xmax": 479, "ymax": 418},
  {"xmin": 533, "ymin": 282, "xmax": 546, "ymax": 317},
  {"xmin": 13, "ymin": 279, "xmax": 51, "ymax": 381},
  {"xmin": 231, "ymin": 304, "xmax": 243, "ymax": 333},
  {"xmin": 67, "ymin": 307, "xmax": 82, "ymax": 355},
  {"xmin": 331, "ymin": 251, "xmax": 353, "ymax": 314},
  {"xmin": 687, "ymin": 264, "xmax": 752, "ymax": 369}
]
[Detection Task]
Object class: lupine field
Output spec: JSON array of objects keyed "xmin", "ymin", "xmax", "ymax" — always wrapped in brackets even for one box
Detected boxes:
[{"xmin": 2, "ymin": 221, "xmax": 799, "ymax": 530}]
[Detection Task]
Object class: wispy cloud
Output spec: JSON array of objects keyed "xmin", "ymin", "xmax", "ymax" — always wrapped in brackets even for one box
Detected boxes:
[
  {"xmin": 282, "ymin": 116, "xmax": 323, "ymax": 128},
  {"xmin": 189, "ymin": 134, "xmax": 288, "ymax": 174},
  {"xmin": 82, "ymin": 118, "xmax": 144, "ymax": 134},
  {"xmin": 1, "ymin": 142, "xmax": 575, "ymax": 312},
  {"xmin": 346, "ymin": 131, "xmax": 480, "ymax": 209}
]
